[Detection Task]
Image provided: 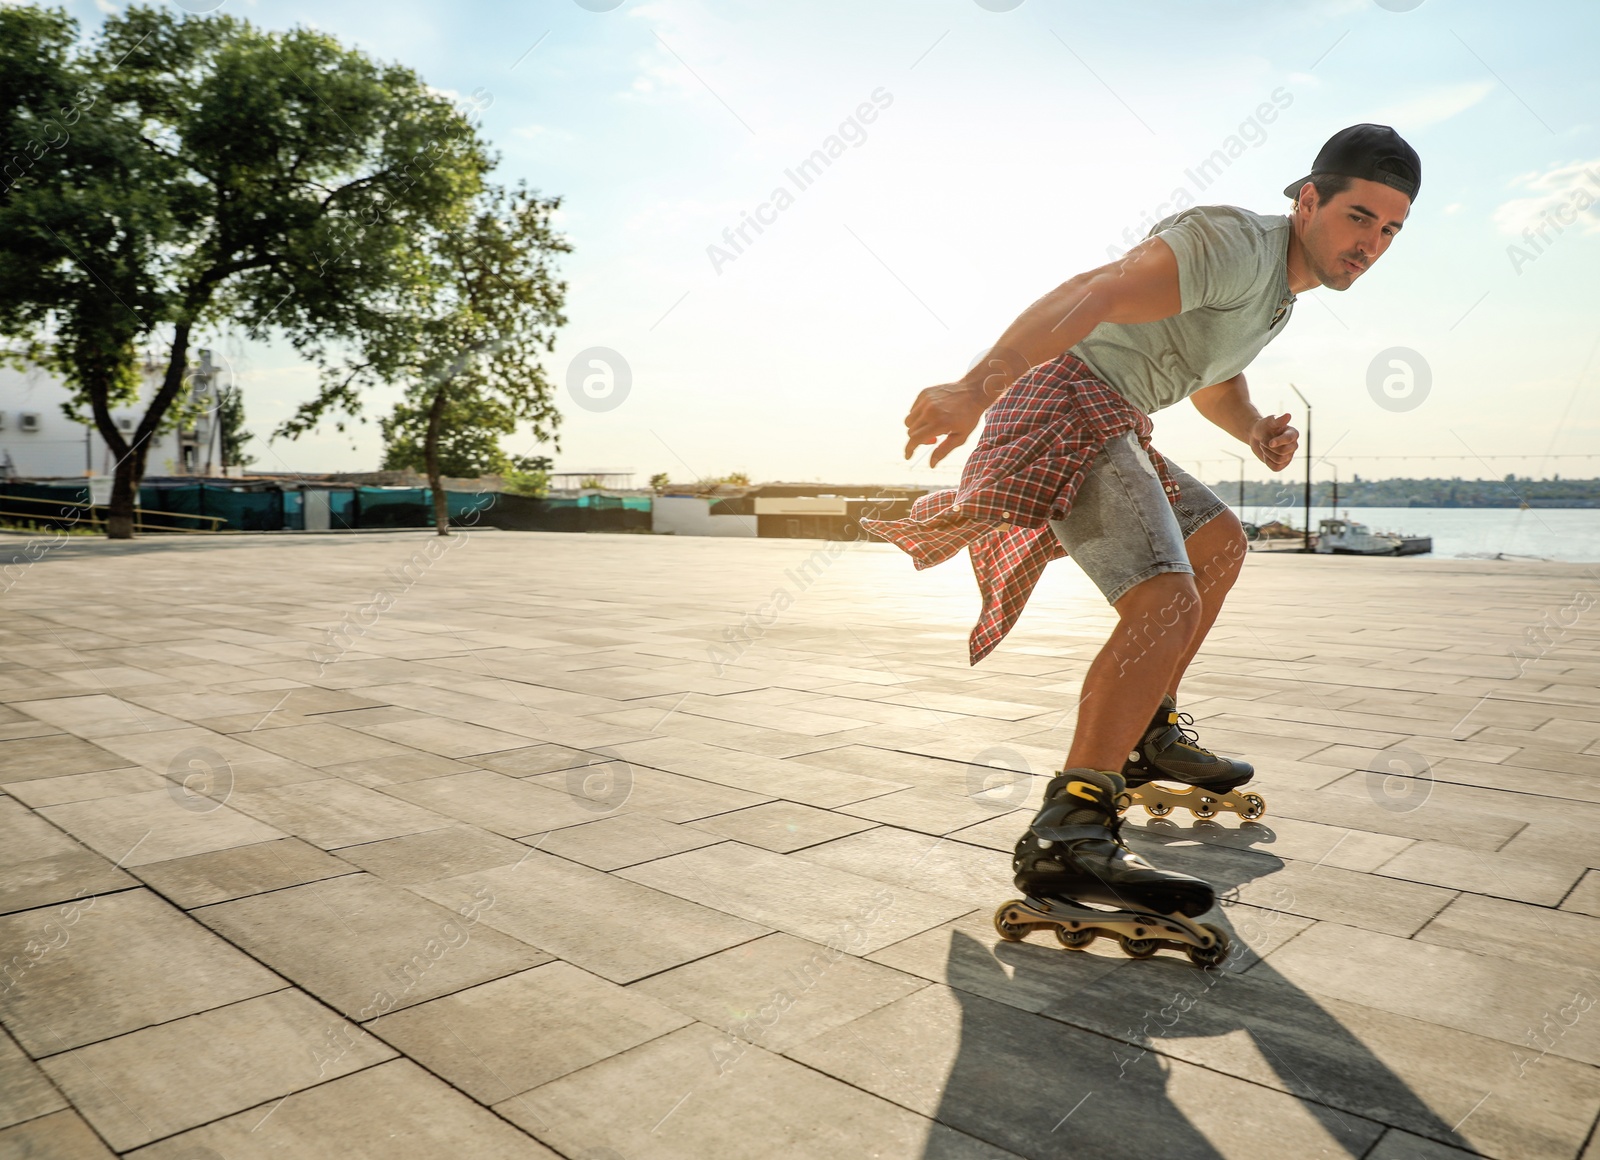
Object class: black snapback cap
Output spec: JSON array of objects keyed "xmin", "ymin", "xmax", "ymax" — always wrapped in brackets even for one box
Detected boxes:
[{"xmin": 1283, "ymin": 123, "xmax": 1421, "ymax": 203}]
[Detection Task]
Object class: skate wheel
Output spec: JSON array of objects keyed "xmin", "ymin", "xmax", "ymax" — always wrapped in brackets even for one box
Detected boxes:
[
  {"xmin": 1191, "ymin": 799, "xmax": 1218, "ymax": 820},
  {"xmin": 993, "ymin": 902, "xmax": 1029, "ymax": 942},
  {"xmin": 1119, "ymin": 935, "xmax": 1158, "ymax": 959},
  {"xmin": 1240, "ymin": 793, "xmax": 1266, "ymax": 821},
  {"xmin": 1186, "ymin": 924, "xmax": 1231, "ymax": 969},
  {"xmin": 1146, "ymin": 801, "xmax": 1172, "ymax": 818},
  {"xmin": 1055, "ymin": 926, "xmax": 1096, "ymax": 950}
]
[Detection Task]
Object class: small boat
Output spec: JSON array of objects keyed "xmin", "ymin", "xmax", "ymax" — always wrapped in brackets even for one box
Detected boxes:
[
  {"xmin": 1315, "ymin": 515, "xmax": 1431, "ymax": 556},
  {"xmin": 1391, "ymin": 533, "xmax": 1433, "ymax": 556}
]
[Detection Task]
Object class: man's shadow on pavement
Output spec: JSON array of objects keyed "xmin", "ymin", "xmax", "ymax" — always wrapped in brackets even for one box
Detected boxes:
[{"xmin": 920, "ymin": 821, "xmax": 1478, "ymax": 1160}]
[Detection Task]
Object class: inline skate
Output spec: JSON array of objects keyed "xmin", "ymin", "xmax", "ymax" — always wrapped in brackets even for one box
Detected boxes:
[
  {"xmin": 1121, "ymin": 695, "xmax": 1265, "ymax": 821},
  {"xmin": 994, "ymin": 768, "xmax": 1230, "ymax": 967}
]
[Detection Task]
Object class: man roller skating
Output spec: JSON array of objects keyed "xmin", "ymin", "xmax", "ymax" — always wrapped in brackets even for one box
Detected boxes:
[{"xmin": 862, "ymin": 125, "xmax": 1421, "ymax": 965}]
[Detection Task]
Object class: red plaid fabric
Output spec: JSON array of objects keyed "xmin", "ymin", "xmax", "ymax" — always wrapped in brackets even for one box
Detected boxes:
[{"xmin": 860, "ymin": 352, "xmax": 1180, "ymax": 666}]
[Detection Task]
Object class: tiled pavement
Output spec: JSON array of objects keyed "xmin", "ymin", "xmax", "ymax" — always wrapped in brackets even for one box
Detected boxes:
[{"xmin": 1, "ymin": 527, "xmax": 1599, "ymax": 1159}]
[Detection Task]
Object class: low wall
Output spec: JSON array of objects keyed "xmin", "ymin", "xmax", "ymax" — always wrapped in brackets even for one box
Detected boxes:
[{"xmin": 651, "ymin": 495, "xmax": 757, "ymax": 537}]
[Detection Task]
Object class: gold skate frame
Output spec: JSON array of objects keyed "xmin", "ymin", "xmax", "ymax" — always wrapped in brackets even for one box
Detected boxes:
[
  {"xmin": 1124, "ymin": 783, "xmax": 1266, "ymax": 821},
  {"xmin": 993, "ymin": 896, "xmax": 1230, "ymax": 968}
]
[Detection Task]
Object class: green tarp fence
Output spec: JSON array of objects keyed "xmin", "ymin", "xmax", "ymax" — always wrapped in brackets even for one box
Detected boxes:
[{"xmin": 0, "ymin": 483, "xmax": 649, "ymax": 534}]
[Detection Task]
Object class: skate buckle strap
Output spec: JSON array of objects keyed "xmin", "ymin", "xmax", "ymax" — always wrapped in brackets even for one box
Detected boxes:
[
  {"xmin": 1152, "ymin": 715, "xmax": 1216, "ymax": 759},
  {"xmin": 1150, "ymin": 722, "xmax": 1184, "ymax": 750}
]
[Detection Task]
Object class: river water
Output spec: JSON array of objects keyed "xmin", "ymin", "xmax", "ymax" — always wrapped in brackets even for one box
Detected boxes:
[{"xmin": 1236, "ymin": 506, "xmax": 1600, "ymax": 563}]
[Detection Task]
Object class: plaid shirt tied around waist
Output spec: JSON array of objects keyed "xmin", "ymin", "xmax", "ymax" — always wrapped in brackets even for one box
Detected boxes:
[{"xmin": 859, "ymin": 352, "xmax": 1181, "ymax": 667}]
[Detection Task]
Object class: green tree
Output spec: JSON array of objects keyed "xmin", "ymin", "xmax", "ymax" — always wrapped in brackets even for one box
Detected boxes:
[
  {"xmin": 379, "ymin": 392, "xmax": 515, "ymax": 478},
  {"xmin": 216, "ymin": 383, "xmax": 256, "ymax": 469},
  {"xmin": 0, "ymin": 6, "xmax": 492, "ymax": 537},
  {"xmin": 649, "ymin": 471, "xmax": 671, "ymax": 493},
  {"xmin": 501, "ymin": 465, "xmax": 550, "ymax": 498},
  {"xmin": 281, "ymin": 183, "xmax": 569, "ymax": 534}
]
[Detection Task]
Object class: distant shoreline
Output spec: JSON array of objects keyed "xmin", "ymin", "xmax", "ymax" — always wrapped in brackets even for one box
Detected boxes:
[{"xmin": 1236, "ymin": 502, "xmax": 1600, "ymax": 510}]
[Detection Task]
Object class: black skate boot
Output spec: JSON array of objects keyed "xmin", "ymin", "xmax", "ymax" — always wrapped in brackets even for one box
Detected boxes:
[
  {"xmin": 1121, "ymin": 695, "xmax": 1266, "ymax": 821},
  {"xmin": 995, "ymin": 768, "xmax": 1229, "ymax": 967}
]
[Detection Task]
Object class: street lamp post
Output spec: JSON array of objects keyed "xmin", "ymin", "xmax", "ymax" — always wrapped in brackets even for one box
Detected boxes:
[{"xmin": 1290, "ymin": 382, "xmax": 1312, "ymax": 552}]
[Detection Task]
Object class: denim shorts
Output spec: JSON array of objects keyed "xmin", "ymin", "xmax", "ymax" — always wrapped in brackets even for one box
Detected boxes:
[{"xmin": 1048, "ymin": 430, "xmax": 1229, "ymax": 605}]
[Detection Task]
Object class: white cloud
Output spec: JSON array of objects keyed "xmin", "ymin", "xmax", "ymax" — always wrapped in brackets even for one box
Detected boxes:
[
  {"xmin": 1373, "ymin": 80, "xmax": 1496, "ymax": 130},
  {"xmin": 1442, "ymin": 202, "xmax": 1464, "ymax": 214},
  {"xmin": 1493, "ymin": 158, "xmax": 1600, "ymax": 236}
]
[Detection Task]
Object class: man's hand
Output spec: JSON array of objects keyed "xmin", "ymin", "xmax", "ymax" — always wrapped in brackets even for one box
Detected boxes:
[
  {"xmin": 904, "ymin": 381, "xmax": 990, "ymax": 467},
  {"xmin": 1250, "ymin": 412, "xmax": 1299, "ymax": 471}
]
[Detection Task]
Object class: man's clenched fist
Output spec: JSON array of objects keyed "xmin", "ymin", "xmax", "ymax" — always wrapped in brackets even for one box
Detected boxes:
[{"xmin": 1250, "ymin": 412, "xmax": 1299, "ymax": 471}]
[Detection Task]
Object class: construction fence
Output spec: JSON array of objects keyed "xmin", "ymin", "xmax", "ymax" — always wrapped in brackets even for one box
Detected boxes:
[{"xmin": 0, "ymin": 482, "xmax": 652, "ymax": 535}]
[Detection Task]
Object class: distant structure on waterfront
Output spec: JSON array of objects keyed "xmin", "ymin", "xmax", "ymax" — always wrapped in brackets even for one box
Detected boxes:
[{"xmin": 1210, "ymin": 476, "xmax": 1600, "ymax": 509}]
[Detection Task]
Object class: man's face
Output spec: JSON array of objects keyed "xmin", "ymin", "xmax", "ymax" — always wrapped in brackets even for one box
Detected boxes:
[{"xmin": 1296, "ymin": 176, "xmax": 1412, "ymax": 290}]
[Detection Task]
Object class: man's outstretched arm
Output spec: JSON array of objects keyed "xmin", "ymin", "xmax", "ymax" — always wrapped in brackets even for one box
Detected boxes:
[
  {"xmin": 1190, "ymin": 373, "xmax": 1300, "ymax": 472},
  {"xmin": 903, "ymin": 236, "xmax": 1184, "ymax": 466}
]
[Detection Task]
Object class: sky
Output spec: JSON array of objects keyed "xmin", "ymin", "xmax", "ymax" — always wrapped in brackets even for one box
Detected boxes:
[{"xmin": 44, "ymin": 0, "xmax": 1600, "ymax": 489}]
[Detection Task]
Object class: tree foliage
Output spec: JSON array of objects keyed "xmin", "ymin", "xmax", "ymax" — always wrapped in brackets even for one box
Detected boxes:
[
  {"xmin": 0, "ymin": 5, "xmax": 494, "ymax": 535},
  {"xmin": 379, "ymin": 391, "xmax": 515, "ymax": 478},
  {"xmin": 217, "ymin": 382, "xmax": 255, "ymax": 468},
  {"xmin": 283, "ymin": 181, "xmax": 570, "ymax": 532}
]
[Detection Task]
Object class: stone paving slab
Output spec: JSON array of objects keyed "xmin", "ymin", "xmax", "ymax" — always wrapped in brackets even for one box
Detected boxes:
[
  {"xmin": 616, "ymin": 841, "xmax": 974, "ymax": 954},
  {"xmin": 227, "ymin": 778, "xmax": 453, "ymax": 849},
  {"xmin": 2, "ymin": 532, "xmax": 1599, "ymax": 1157},
  {"xmin": 333, "ymin": 823, "xmax": 533, "ymax": 883},
  {"xmin": 0, "ymin": 1109, "xmax": 117, "ymax": 1158},
  {"xmin": 378, "ymin": 767, "xmax": 626, "ymax": 837},
  {"xmin": 0, "ymin": 796, "xmax": 138, "ymax": 915},
  {"xmin": 413, "ymin": 849, "xmax": 771, "ymax": 983},
  {"xmin": 524, "ymin": 759, "xmax": 773, "ymax": 821},
  {"xmin": 1264, "ymin": 922, "xmax": 1600, "ymax": 1067},
  {"xmin": 1040, "ymin": 956, "xmax": 1597, "ymax": 1159},
  {"xmin": 193, "ymin": 872, "xmax": 547, "ymax": 1019},
  {"xmin": 370, "ymin": 960, "xmax": 690, "ymax": 1103},
  {"xmin": 127, "ymin": 1059, "xmax": 560, "ymax": 1159},
  {"xmin": 0, "ymin": 1025, "xmax": 65, "ymax": 1128},
  {"xmin": 38, "ymin": 988, "xmax": 393, "ymax": 1151},
  {"xmin": 130, "ymin": 836, "xmax": 355, "ymax": 908},
  {"xmin": 35, "ymin": 788, "xmax": 288, "ymax": 867},
  {"xmin": 629, "ymin": 930, "xmax": 928, "ymax": 1052},
  {"xmin": 0, "ymin": 888, "xmax": 283, "ymax": 1055},
  {"xmin": 691, "ymin": 799, "xmax": 879, "ymax": 851},
  {"xmin": 501, "ymin": 1022, "xmax": 1013, "ymax": 1160},
  {"xmin": 787, "ymin": 983, "xmax": 1387, "ymax": 1159},
  {"xmin": 0, "ymin": 734, "xmax": 133, "ymax": 781}
]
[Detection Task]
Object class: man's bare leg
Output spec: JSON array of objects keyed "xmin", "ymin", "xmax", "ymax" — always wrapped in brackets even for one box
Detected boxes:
[
  {"xmin": 1164, "ymin": 509, "xmax": 1249, "ymax": 700},
  {"xmin": 1063, "ymin": 511, "xmax": 1249, "ymax": 773},
  {"xmin": 1065, "ymin": 571, "xmax": 1202, "ymax": 773}
]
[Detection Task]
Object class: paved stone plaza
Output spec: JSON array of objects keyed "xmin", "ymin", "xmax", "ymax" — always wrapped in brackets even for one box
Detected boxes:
[{"xmin": 1, "ymin": 527, "xmax": 1598, "ymax": 1159}]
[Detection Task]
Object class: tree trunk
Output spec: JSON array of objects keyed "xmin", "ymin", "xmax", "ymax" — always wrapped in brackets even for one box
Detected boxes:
[
  {"xmin": 425, "ymin": 384, "xmax": 449, "ymax": 535},
  {"xmin": 106, "ymin": 456, "xmax": 139, "ymax": 539},
  {"xmin": 100, "ymin": 322, "xmax": 194, "ymax": 539}
]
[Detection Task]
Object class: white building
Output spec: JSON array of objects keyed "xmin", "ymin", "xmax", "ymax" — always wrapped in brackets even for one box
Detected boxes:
[
  {"xmin": 0, "ymin": 352, "xmax": 223, "ymax": 480},
  {"xmin": 650, "ymin": 494, "xmax": 756, "ymax": 537}
]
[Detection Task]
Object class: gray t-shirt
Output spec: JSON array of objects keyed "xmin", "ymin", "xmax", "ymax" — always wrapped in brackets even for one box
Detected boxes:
[{"xmin": 1070, "ymin": 204, "xmax": 1296, "ymax": 414}]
